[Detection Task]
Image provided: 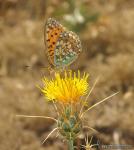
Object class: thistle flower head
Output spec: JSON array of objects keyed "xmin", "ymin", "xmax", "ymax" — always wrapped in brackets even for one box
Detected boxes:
[{"xmin": 41, "ymin": 70, "xmax": 89, "ymax": 104}]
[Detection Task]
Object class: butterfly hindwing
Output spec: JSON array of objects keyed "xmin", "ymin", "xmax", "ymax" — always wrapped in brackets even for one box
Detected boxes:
[{"xmin": 54, "ymin": 31, "xmax": 82, "ymax": 68}]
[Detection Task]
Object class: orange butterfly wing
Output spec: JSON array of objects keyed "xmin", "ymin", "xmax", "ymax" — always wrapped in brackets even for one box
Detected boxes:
[{"xmin": 45, "ymin": 18, "xmax": 64, "ymax": 67}]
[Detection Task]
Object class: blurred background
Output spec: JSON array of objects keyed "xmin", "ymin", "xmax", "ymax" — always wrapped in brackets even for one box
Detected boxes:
[{"xmin": 0, "ymin": 0, "xmax": 134, "ymax": 149}]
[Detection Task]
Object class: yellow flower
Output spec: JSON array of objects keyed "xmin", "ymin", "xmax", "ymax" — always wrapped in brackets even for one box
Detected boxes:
[{"xmin": 41, "ymin": 70, "xmax": 89, "ymax": 104}]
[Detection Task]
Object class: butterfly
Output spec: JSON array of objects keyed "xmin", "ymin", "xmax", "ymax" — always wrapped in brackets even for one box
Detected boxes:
[{"xmin": 44, "ymin": 18, "xmax": 82, "ymax": 70}]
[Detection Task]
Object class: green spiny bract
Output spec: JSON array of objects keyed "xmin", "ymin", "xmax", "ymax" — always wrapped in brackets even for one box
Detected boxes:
[{"xmin": 58, "ymin": 106, "xmax": 82, "ymax": 140}]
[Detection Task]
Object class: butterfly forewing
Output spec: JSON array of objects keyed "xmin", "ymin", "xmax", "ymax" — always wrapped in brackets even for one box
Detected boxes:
[{"xmin": 45, "ymin": 18, "xmax": 64, "ymax": 67}]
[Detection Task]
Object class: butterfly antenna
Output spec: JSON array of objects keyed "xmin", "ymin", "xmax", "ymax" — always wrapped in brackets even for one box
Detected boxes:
[{"xmin": 24, "ymin": 64, "xmax": 50, "ymax": 72}]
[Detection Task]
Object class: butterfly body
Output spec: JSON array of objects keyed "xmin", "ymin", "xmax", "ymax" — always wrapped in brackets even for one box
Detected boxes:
[{"xmin": 45, "ymin": 18, "xmax": 82, "ymax": 70}]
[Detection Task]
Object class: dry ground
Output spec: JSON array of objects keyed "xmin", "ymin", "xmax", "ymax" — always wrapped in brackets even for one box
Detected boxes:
[{"xmin": 0, "ymin": 0, "xmax": 134, "ymax": 149}]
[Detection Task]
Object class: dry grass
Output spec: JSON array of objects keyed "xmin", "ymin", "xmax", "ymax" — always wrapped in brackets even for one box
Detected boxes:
[{"xmin": 0, "ymin": 0, "xmax": 134, "ymax": 149}]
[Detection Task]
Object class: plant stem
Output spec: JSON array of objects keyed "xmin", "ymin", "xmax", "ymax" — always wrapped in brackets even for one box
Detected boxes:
[
  {"xmin": 68, "ymin": 0, "xmax": 75, "ymax": 13},
  {"xmin": 68, "ymin": 139, "xmax": 74, "ymax": 150}
]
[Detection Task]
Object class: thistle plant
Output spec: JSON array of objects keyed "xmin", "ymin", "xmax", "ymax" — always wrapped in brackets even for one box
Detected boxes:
[
  {"xmin": 81, "ymin": 135, "xmax": 99, "ymax": 150},
  {"xmin": 40, "ymin": 70, "xmax": 118, "ymax": 149},
  {"xmin": 41, "ymin": 70, "xmax": 88, "ymax": 149},
  {"xmin": 17, "ymin": 70, "xmax": 118, "ymax": 149}
]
